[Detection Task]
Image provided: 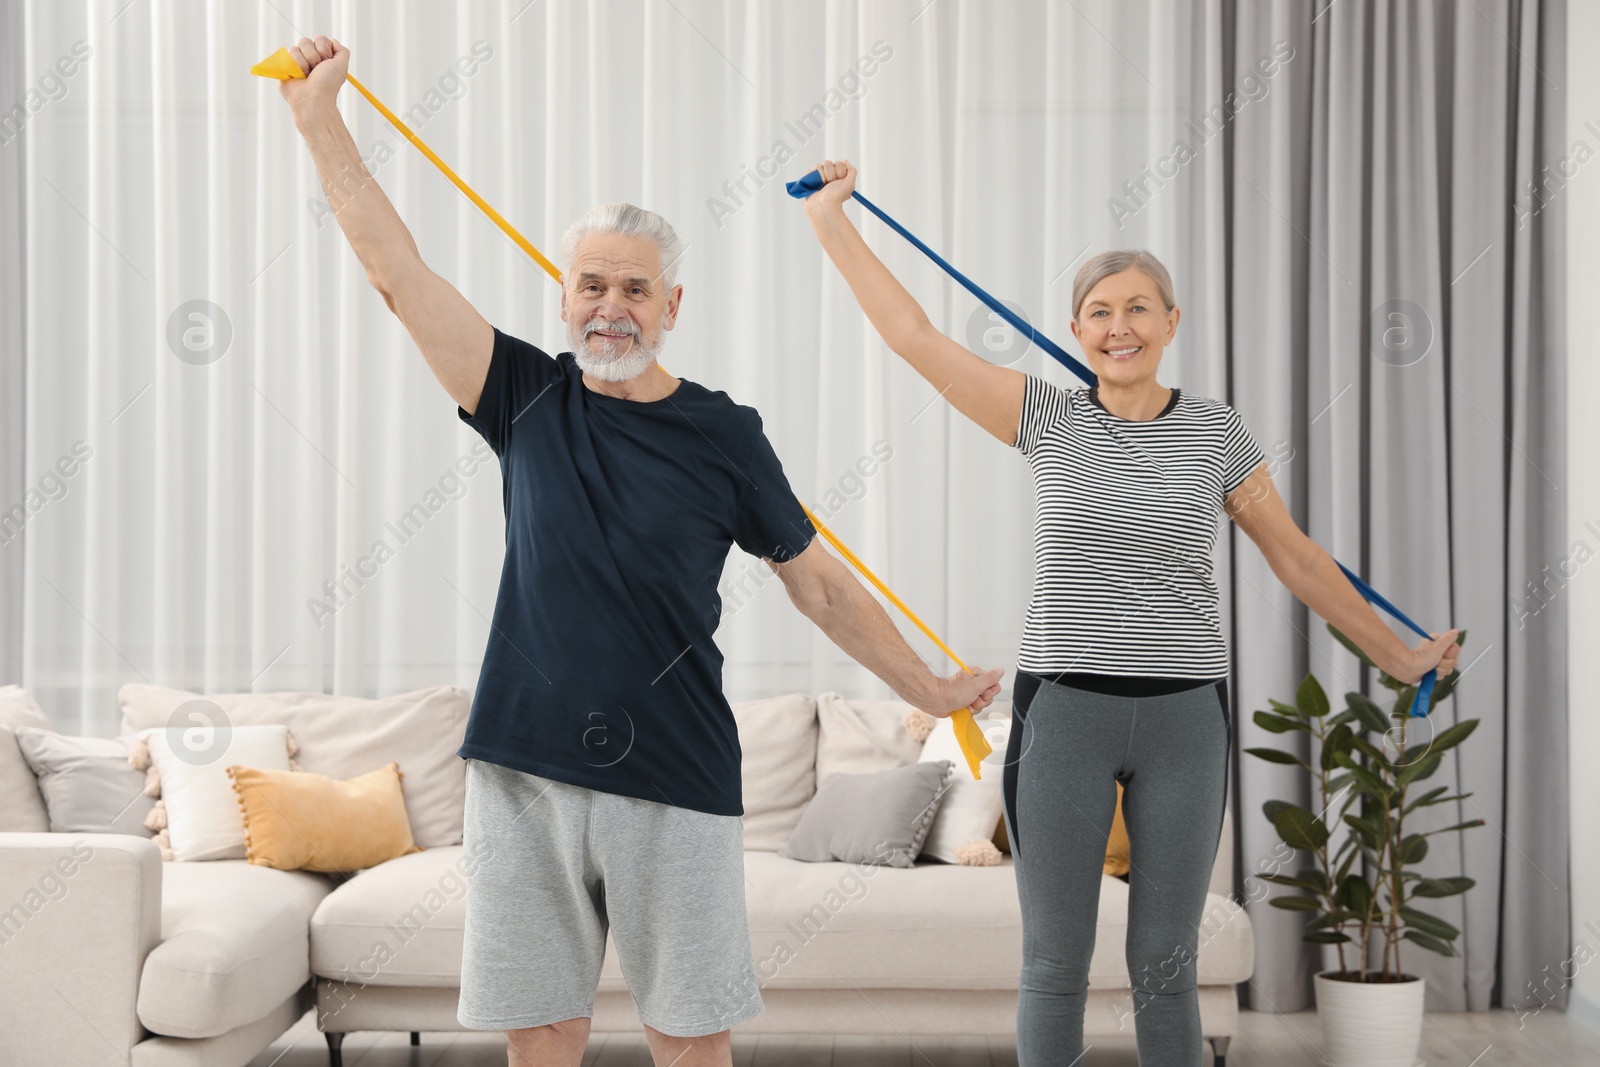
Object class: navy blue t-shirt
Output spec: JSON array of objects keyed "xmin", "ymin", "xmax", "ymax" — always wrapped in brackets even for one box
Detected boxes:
[{"xmin": 455, "ymin": 327, "xmax": 815, "ymax": 816}]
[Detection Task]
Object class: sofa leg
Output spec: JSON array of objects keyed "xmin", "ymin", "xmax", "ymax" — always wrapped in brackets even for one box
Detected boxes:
[
  {"xmin": 410, "ymin": 1031, "xmax": 420, "ymax": 1046},
  {"xmin": 325, "ymin": 1031, "xmax": 344, "ymax": 1067},
  {"xmin": 1209, "ymin": 1035, "xmax": 1230, "ymax": 1066}
]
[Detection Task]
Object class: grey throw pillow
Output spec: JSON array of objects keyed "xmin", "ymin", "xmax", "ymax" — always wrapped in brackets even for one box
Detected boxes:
[
  {"xmin": 779, "ymin": 760, "xmax": 954, "ymax": 868},
  {"xmin": 14, "ymin": 727, "xmax": 154, "ymax": 836},
  {"xmin": 0, "ymin": 686, "xmax": 55, "ymax": 832}
]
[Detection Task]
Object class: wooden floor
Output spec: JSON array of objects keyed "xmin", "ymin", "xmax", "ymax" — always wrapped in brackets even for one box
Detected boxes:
[{"xmin": 251, "ymin": 1006, "xmax": 1600, "ymax": 1066}]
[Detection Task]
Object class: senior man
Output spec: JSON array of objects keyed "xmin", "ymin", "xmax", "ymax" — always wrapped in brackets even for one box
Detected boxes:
[{"xmin": 281, "ymin": 36, "xmax": 1001, "ymax": 1067}]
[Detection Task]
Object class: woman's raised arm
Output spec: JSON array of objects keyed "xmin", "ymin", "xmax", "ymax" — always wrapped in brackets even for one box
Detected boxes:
[{"xmin": 804, "ymin": 160, "xmax": 1025, "ymax": 446}]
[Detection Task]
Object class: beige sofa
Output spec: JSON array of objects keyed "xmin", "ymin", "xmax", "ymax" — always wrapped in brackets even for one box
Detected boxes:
[{"xmin": 0, "ymin": 685, "xmax": 1254, "ymax": 1067}]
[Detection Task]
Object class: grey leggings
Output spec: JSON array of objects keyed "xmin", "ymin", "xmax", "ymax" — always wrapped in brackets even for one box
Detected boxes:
[{"xmin": 1002, "ymin": 671, "xmax": 1231, "ymax": 1066}]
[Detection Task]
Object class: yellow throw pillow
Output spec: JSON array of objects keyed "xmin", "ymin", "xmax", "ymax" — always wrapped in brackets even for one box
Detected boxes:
[
  {"xmin": 1104, "ymin": 781, "xmax": 1131, "ymax": 877},
  {"xmin": 992, "ymin": 780, "xmax": 1131, "ymax": 877},
  {"xmin": 227, "ymin": 762, "xmax": 422, "ymax": 872}
]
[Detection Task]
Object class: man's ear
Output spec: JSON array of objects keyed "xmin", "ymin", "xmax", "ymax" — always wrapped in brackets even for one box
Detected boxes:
[
  {"xmin": 559, "ymin": 286, "xmax": 569, "ymax": 323},
  {"xmin": 663, "ymin": 284, "xmax": 683, "ymax": 331}
]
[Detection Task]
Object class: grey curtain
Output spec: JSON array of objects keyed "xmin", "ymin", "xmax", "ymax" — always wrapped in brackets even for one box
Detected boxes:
[
  {"xmin": 1, "ymin": 0, "xmax": 24, "ymax": 688},
  {"xmin": 1185, "ymin": 0, "xmax": 1567, "ymax": 1013}
]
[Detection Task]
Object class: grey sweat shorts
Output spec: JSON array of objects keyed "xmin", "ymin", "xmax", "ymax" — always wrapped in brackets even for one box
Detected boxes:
[{"xmin": 456, "ymin": 758, "xmax": 764, "ymax": 1037}]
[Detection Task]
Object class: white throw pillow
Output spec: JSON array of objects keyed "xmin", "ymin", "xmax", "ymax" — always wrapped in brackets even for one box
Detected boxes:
[
  {"xmin": 814, "ymin": 692, "xmax": 927, "ymax": 783},
  {"xmin": 143, "ymin": 724, "xmax": 291, "ymax": 861},
  {"xmin": 731, "ymin": 693, "xmax": 818, "ymax": 852},
  {"xmin": 118, "ymin": 683, "xmax": 469, "ymax": 847},
  {"xmin": 918, "ymin": 714, "xmax": 1011, "ymax": 864}
]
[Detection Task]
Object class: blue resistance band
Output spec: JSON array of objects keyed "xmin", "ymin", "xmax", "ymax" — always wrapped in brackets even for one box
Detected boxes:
[
  {"xmin": 785, "ymin": 169, "xmax": 1098, "ymax": 387},
  {"xmin": 787, "ymin": 168, "xmax": 1439, "ymax": 718}
]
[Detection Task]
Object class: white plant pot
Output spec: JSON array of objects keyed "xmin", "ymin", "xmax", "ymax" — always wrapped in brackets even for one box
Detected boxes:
[{"xmin": 1313, "ymin": 970, "xmax": 1426, "ymax": 1067}]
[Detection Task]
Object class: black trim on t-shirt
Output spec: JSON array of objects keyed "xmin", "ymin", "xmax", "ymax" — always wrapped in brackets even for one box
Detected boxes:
[
  {"xmin": 1018, "ymin": 668, "xmax": 1224, "ymax": 698},
  {"xmin": 1086, "ymin": 385, "xmax": 1182, "ymax": 421}
]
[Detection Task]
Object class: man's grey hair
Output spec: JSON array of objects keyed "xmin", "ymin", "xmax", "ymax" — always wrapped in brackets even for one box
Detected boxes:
[{"xmin": 561, "ymin": 203, "xmax": 686, "ymax": 290}]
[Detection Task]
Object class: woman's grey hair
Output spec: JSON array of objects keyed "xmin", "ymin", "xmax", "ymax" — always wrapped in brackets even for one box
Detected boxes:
[
  {"xmin": 1071, "ymin": 249, "xmax": 1176, "ymax": 321},
  {"xmin": 560, "ymin": 203, "xmax": 686, "ymax": 290}
]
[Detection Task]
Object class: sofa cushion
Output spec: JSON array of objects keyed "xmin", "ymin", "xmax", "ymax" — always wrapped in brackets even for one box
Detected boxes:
[
  {"xmin": 0, "ymin": 685, "xmax": 53, "ymax": 832},
  {"xmin": 118, "ymin": 684, "xmax": 470, "ymax": 848},
  {"xmin": 731, "ymin": 693, "xmax": 817, "ymax": 852},
  {"xmin": 735, "ymin": 851, "xmax": 1254, "ymax": 990},
  {"xmin": 137, "ymin": 860, "xmax": 334, "ymax": 1039},
  {"xmin": 739, "ymin": 850, "xmax": 1024, "ymax": 989},
  {"xmin": 814, "ymin": 693, "xmax": 926, "ymax": 783},
  {"xmin": 1087, "ymin": 878, "xmax": 1255, "ymax": 987},
  {"xmin": 310, "ymin": 845, "xmax": 476, "ymax": 990}
]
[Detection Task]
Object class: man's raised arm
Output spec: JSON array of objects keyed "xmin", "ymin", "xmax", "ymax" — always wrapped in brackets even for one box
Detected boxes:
[{"xmin": 281, "ymin": 35, "xmax": 494, "ymax": 415}]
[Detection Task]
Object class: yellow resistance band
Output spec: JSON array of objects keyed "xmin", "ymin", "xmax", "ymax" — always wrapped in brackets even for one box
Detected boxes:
[{"xmin": 252, "ymin": 47, "xmax": 994, "ymax": 776}]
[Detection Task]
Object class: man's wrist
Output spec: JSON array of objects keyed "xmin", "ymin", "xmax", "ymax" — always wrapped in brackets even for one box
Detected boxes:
[
  {"xmin": 291, "ymin": 96, "xmax": 341, "ymax": 131},
  {"xmin": 903, "ymin": 672, "xmax": 943, "ymax": 714}
]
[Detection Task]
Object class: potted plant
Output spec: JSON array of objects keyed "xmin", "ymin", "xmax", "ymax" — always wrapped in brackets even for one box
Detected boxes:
[{"xmin": 1246, "ymin": 624, "xmax": 1479, "ymax": 1067}]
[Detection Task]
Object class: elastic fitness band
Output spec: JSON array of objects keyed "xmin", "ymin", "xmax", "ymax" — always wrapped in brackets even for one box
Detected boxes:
[
  {"xmin": 251, "ymin": 48, "xmax": 994, "ymax": 774},
  {"xmin": 783, "ymin": 169, "xmax": 1439, "ymax": 718}
]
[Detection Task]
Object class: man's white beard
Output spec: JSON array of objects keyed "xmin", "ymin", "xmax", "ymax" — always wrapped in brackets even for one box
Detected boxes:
[{"xmin": 570, "ymin": 315, "xmax": 663, "ymax": 383}]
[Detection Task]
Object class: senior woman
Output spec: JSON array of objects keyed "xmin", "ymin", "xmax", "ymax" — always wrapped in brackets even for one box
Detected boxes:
[{"xmin": 801, "ymin": 160, "xmax": 1461, "ymax": 1065}]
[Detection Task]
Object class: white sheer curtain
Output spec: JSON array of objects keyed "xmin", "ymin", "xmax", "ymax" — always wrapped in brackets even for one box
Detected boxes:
[{"xmin": 19, "ymin": 0, "xmax": 1193, "ymax": 736}]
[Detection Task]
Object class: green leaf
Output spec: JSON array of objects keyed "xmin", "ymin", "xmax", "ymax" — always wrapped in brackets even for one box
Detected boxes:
[
  {"xmin": 1424, "ymin": 719, "xmax": 1480, "ymax": 757},
  {"xmin": 1397, "ymin": 751, "xmax": 1443, "ymax": 786},
  {"xmin": 1337, "ymin": 874, "xmax": 1374, "ymax": 914},
  {"xmin": 1403, "ymin": 929, "xmax": 1458, "ymax": 957},
  {"xmin": 1401, "ymin": 833, "xmax": 1430, "ymax": 863},
  {"xmin": 1343, "ymin": 814, "xmax": 1382, "ymax": 849},
  {"xmin": 1254, "ymin": 710, "xmax": 1308, "ymax": 734},
  {"xmin": 1326, "ymin": 771, "xmax": 1356, "ymax": 796},
  {"xmin": 1270, "ymin": 805, "xmax": 1331, "ymax": 852},
  {"xmin": 1297, "ymin": 675, "xmax": 1331, "ymax": 718},
  {"xmin": 1305, "ymin": 930, "xmax": 1354, "ymax": 944},
  {"xmin": 1401, "ymin": 786, "xmax": 1450, "ymax": 814},
  {"xmin": 1297, "ymin": 867, "xmax": 1332, "ymax": 893},
  {"xmin": 1405, "ymin": 790, "xmax": 1474, "ymax": 814},
  {"xmin": 1400, "ymin": 906, "xmax": 1461, "ymax": 940},
  {"xmin": 1411, "ymin": 876, "xmax": 1476, "ymax": 898},
  {"xmin": 1349, "ymin": 734, "xmax": 1396, "ymax": 771},
  {"xmin": 1268, "ymin": 895, "xmax": 1323, "ymax": 911},
  {"xmin": 1246, "ymin": 747, "xmax": 1307, "ymax": 769},
  {"xmin": 1327, "ymin": 624, "xmax": 1376, "ymax": 668},
  {"xmin": 1322, "ymin": 724, "xmax": 1353, "ymax": 772},
  {"xmin": 1344, "ymin": 691, "xmax": 1391, "ymax": 735},
  {"xmin": 1257, "ymin": 872, "xmax": 1328, "ymax": 893},
  {"xmin": 1269, "ymin": 699, "xmax": 1302, "ymax": 718},
  {"xmin": 1333, "ymin": 751, "xmax": 1392, "ymax": 799},
  {"xmin": 1421, "ymin": 819, "xmax": 1486, "ymax": 836}
]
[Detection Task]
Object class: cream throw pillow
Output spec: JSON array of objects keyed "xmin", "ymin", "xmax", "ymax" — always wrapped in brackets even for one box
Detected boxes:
[
  {"xmin": 918, "ymin": 714, "xmax": 1010, "ymax": 864},
  {"xmin": 144, "ymin": 724, "xmax": 291, "ymax": 861}
]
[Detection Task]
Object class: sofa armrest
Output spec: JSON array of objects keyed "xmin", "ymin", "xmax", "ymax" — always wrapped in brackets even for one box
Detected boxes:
[
  {"xmin": 1210, "ymin": 806, "xmax": 1235, "ymax": 899},
  {"xmin": 0, "ymin": 833, "xmax": 162, "ymax": 1067}
]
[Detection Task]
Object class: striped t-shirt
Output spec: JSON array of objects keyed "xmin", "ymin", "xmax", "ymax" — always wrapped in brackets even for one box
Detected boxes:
[{"xmin": 1012, "ymin": 374, "xmax": 1266, "ymax": 679}]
